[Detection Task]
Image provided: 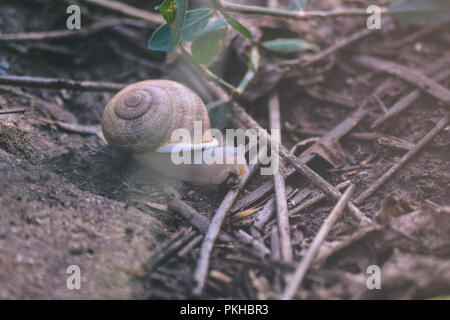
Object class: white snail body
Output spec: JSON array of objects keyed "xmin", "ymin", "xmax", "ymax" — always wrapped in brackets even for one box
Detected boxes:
[
  {"xmin": 101, "ymin": 80, "xmax": 248, "ymax": 185},
  {"xmin": 134, "ymin": 146, "xmax": 248, "ymax": 185}
]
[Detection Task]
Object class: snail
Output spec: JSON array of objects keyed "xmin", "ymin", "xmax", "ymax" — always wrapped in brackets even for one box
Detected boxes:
[{"xmin": 101, "ymin": 80, "xmax": 248, "ymax": 185}]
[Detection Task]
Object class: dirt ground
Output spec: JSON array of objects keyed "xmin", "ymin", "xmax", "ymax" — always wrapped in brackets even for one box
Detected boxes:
[{"xmin": 0, "ymin": 0, "xmax": 449, "ymax": 299}]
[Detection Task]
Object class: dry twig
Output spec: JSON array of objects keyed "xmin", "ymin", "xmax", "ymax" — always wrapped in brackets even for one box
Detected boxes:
[
  {"xmin": 372, "ymin": 68, "xmax": 450, "ymax": 128},
  {"xmin": 192, "ymin": 146, "xmax": 265, "ymax": 295},
  {"xmin": 355, "ymin": 117, "xmax": 449, "ymax": 205},
  {"xmin": 82, "ymin": 0, "xmax": 164, "ymax": 24},
  {"xmin": 282, "ymin": 184, "xmax": 356, "ymax": 300},
  {"xmin": 353, "ymin": 55, "xmax": 450, "ymax": 104},
  {"xmin": 0, "ymin": 108, "xmax": 27, "ymax": 115},
  {"xmin": 232, "ymin": 102, "xmax": 369, "ymax": 225},
  {"xmin": 0, "ymin": 75, "xmax": 125, "ymax": 92},
  {"xmin": 0, "ymin": 18, "xmax": 151, "ymax": 42},
  {"xmin": 269, "ymin": 92, "xmax": 293, "ymax": 262}
]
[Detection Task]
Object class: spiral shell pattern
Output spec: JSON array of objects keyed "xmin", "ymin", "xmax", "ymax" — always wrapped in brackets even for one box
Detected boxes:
[{"xmin": 101, "ymin": 80, "xmax": 216, "ymax": 154}]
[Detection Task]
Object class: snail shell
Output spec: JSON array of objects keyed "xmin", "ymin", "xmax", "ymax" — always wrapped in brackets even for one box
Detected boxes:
[
  {"xmin": 101, "ymin": 80, "xmax": 248, "ymax": 185},
  {"xmin": 101, "ymin": 80, "xmax": 218, "ymax": 154}
]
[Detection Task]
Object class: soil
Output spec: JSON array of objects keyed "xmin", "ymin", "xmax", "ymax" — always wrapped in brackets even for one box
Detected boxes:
[{"xmin": 0, "ymin": 0, "xmax": 449, "ymax": 299}]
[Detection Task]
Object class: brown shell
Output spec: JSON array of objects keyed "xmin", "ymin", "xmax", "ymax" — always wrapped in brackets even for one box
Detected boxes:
[{"xmin": 101, "ymin": 80, "xmax": 216, "ymax": 154}]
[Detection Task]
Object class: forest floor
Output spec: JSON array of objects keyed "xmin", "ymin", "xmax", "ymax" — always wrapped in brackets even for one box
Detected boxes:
[{"xmin": 0, "ymin": 0, "xmax": 449, "ymax": 299}]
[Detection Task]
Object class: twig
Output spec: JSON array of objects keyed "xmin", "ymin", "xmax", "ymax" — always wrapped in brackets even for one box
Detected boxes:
[
  {"xmin": 372, "ymin": 68, "xmax": 450, "ymax": 128},
  {"xmin": 232, "ymin": 102, "xmax": 369, "ymax": 225},
  {"xmin": 253, "ymin": 196, "xmax": 276, "ymax": 231},
  {"xmin": 271, "ymin": 225, "xmax": 282, "ymax": 292},
  {"xmin": 355, "ymin": 117, "xmax": 449, "ymax": 205},
  {"xmin": 178, "ymin": 234, "xmax": 203, "ymax": 257},
  {"xmin": 390, "ymin": 20, "xmax": 450, "ymax": 49},
  {"xmin": 281, "ymin": 184, "xmax": 356, "ymax": 300},
  {"xmin": 231, "ymin": 179, "xmax": 276, "ymax": 213},
  {"xmin": 169, "ymin": 198, "xmax": 232, "ymax": 243},
  {"xmin": 269, "ymin": 92, "xmax": 293, "ymax": 262},
  {"xmin": 170, "ymin": 198, "xmax": 270, "ymax": 255},
  {"xmin": 216, "ymin": 0, "xmax": 388, "ymax": 19},
  {"xmin": 289, "ymin": 181, "xmax": 351, "ymax": 217},
  {"xmin": 232, "ymin": 84, "xmax": 383, "ymax": 214},
  {"xmin": 283, "ymin": 28, "xmax": 379, "ymax": 69},
  {"xmin": 234, "ymin": 229, "xmax": 270, "ymax": 257},
  {"xmin": 353, "ymin": 55, "xmax": 450, "ymax": 104},
  {"xmin": 143, "ymin": 228, "xmax": 197, "ymax": 275},
  {"xmin": 0, "ymin": 108, "xmax": 27, "ymax": 115},
  {"xmin": 192, "ymin": 146, "xmax": 266, "ymax": 295},
  {"xmin": 0, "ymin": 18, "xmax": 151, "ymax": 42},
  {"xmin": 297, "ymin": 101, "xmax": 373, "ymax": 167},
  {"xmin": 0, "ymin": 75, "xmax": 125, "ymax": 92},
  {"xmin": 82, "ymin": 0, "xmax": 164, "ymax": 24}
]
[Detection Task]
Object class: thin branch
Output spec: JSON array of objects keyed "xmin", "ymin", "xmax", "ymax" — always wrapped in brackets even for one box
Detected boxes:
[
  {"xmin": 282, "ymin": 28, "xmax": 378, "ymax": 69},
  {"xmin": 372, "ymin": 68, "xmax": 450, "ymax": 128},
  {"xmin": 0, "ymin": 108, "xmax": 27, "ymax": 115},
  {"xmin": 355, "ymin": 117, "xmax": 449, "ymax": 205},
  {"xmin": 0, "ymin": 18, "xmax": 151, "ymax": 42},
  {"xmin": 82, "ymin": 0, "xmax": 164, "ymax": 24},
  {"xmin": 232, "ymin": 102, "xmax": 369, "ymax": 225},
  {"xmin": 196, "ymin": 58, "xmax": 367, "ymax": 224},
  {"xmin": 269, "ymin": 92, "xmax": 293, "ymax": 262},
  {"xmin": 353, "ymin": 55, "xmax": 450, "ymax": 104},
  {"xmin": 289, "ymin": 181, "xmax": 351, "ymax": 217},
  {"xmin": 216, "ymin": 0, "xmax": 388, "ymax": 19},
  {"xmin": 0, "ymin": 75, "xmax": 125, "ymax": 92},
  {"xmin": 282, "ymin": 184, "xmax": 356, "ymax": 300},
  {"xmin": 169, "ymin": 198, "xmax": 270, "ymax": 257},
  {"xmin": 192, "ymin": 146, "xmax": 266, "ymax": 295},
  {"xmin": 143, "ymin": 228, "xmax": 197, "ymax": 275}
]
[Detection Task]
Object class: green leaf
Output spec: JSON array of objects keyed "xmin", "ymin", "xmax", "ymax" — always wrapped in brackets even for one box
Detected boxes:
[
  {"xmin": 181, "ymin": 8, "xmax": 213, "ymax": 42},
  {"xmin": 222, "ymin": 12, "xmax": 253, "ymax": 40},
  {"xmin": 167, "ymin": 0, "xmax": 187, "ymax": 56},
  {"xmin": 262, "ymin": 38, "xmax": 319, "ymax": 52},
  {"xmin": 149, "ymin": 23, "xmax": 172, "ymax": 51},
  {"xmin": 149, "ymin": 9, "xmax": 213, "ymax": 52},
  {"xmin": 289, "ymin": 0, "xmax": 308, "ymax": 10},
  {"xmin": 389, "ymin": 0, "xmax": 450, "ymax": 24},
  {"xmin": 207, "ymin": 101, "xmax": 231, "ymax": 130},
  {"xmin": 191, "ymin": 18, "xmax": 228, "ymax": 66},
  {"xmin": 156, "ymin": 0, "xmax": 176, "ymax": 25}
]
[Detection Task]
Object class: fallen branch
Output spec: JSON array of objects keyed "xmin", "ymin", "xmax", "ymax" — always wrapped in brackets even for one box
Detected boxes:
[
  {"xmin": 269, "ymin": 92, "xmax": 293, "ymax": 262},
  {"xmin": 82, "ymin": 0, "xmax": 164, "ymax": 24},
  {"xmin": 355, "ymin": 117, "xmax": 449, "ymax": 205},
  {"xmin": 372, "ymin": 68, "xmax": 450, "ymax": 128},
  {"xmin": 353, "ymin": 55, "xmax": 450, "ymax": 104},
  {"xmin": 216, "ymin": 0, "xmax": 388, "ymax": 19},
  {"xmin": 232, "ymin": 102, "xmax": 369, "ymax": 225},
  {"xmin": 283, "ymin": 27, "xmax": 379, "ymax": 69},
  {"xmin": 289, "ymin": 181, "xmax": 351, "ymax": 217},
  {"xmin": 0, "ymin": 75, "xmax": 125, "ymax": 92},
  {"xmin": 282, "ymin": 184, "xmax": 356, "ymax": 300},
  {"xmin": 0, "ymin": 18, "xmax": 151, "ymax": 42},
  {"xmin": 143, "ymin": 228, "xmax": 197, "ymax": 275},
  {"xmin": 191, "ymin": 146, "xmax": 267, "ymax": 295},
  {"xmin": 0, "ymin": 107, "xmax": 27, "ymax": 115}
]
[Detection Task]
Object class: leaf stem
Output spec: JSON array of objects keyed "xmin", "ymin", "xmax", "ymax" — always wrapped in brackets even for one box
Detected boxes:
[{"xmin": 179, "ymin": 45, "xmax": 240, "ymax": 95}]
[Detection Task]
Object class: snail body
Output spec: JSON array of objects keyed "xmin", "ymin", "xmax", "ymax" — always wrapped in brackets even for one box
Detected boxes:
[{"xmin": 101, "ymin": 80, "xmax": 248, "ymax": 185}]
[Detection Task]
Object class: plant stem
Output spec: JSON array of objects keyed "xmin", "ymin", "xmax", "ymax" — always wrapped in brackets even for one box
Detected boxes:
[
  {"xmin": 216, "ymin": 0, "xmax": 388, "ymax": 19},
  {"xmin": 179, "ymin": 45, "xmax": 240, "ymax": 95},
  {"xmin": 237, "ymin": 46, "xmax": 259, "ymax": 94}
]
